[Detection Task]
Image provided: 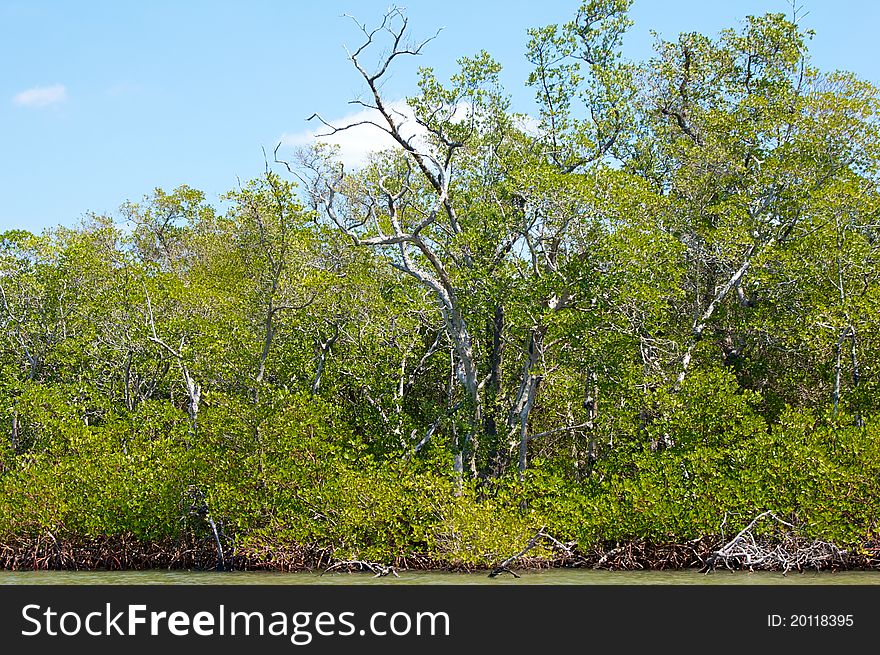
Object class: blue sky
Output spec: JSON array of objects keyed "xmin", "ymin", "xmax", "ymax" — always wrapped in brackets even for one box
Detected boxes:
[{"xmin": 2, "ymin": 1, "xmax": 878, "ymax": 233}]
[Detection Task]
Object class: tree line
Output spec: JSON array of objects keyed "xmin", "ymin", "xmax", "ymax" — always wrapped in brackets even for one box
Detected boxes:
[{"xmin": 1, "ymin": 2, "xmax": 879, "ymax": 568}]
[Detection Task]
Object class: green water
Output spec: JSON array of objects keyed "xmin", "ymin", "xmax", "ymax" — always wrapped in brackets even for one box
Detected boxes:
[{"xmin": 1, "ymin": 569, "xmax": 877, "ymax": 585}]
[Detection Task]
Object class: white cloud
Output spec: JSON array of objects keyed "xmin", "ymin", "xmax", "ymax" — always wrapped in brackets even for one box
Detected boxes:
[
  {"xmin": 279, "ymin": 100, "xmax": 482, "ymax": 170},
  {"xmin": 12, "ymin": 84, "xmax": 67, "ymax": 108},
  {"xmin": 280, "ymin": 100, "xmax": 543, "ymax": 171},
  {"xmin": 279, "ymin": 100, "xmax": 420, "ymax": 170},
  {"xmin": 513, "ymin": 113, "xmax": 542, "ymax": 137}
]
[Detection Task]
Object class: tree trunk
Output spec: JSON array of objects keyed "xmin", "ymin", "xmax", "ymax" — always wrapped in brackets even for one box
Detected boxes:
[
  {"xmin": 850, "ymin": 328, "xmax": 863, "ymax": 427},
  {"xmin": 583, "ymin": 370, "xmax": 598, "ymax": 479},
  {"xmin": 510, "ymin": 326, "xmax": 546, "ymax": 482},
  {"xmin": 484, "ymin": 303, "xmax": 505, "ymax": 475},
  {"xmin": 675, "ymin": 243, "xmax": 757, "ymax": 391},
  {"xmin": 312, "ymin": 324, "xmax": 340, "ymax": 395},
  {"xmin": 182, "ymin": 365, "xmax": 201, "ymax": 437}
]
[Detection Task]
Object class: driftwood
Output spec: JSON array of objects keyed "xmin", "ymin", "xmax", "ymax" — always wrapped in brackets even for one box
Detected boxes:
[
  {"xmin": 489, "ymin": 527, "xmax": 575, "ymax": 578},
  {"xmin": 322, "ymin": 560, "xmax": 399, "ymax": 578},
  {"xmin": 703, "ymin": 511, "xmax": 849, "ymax": 573}
]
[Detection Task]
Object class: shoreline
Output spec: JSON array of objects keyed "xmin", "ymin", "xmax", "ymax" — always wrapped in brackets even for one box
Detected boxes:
[{"xmin": 3, "ymin": 535, "xmax": 878, "ymax": 574}]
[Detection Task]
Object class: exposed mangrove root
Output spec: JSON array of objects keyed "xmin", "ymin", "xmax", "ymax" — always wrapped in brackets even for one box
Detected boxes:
[
  {"xmin": 322, "ymin": 560, "xmax": 399, "ymax": 577},
  {"xmin": 0, "ymin": 528, "xmax": 873, "ymax": 573},
  {"xmin": 0, "ymin": 535, "xmax": 234, "ymax": 571},
  {"xmin": 583, "ymin": 539, "xmax": 707, "ymax": 570},
  {"xmin": 702, "ymin": 511, "xmax": 849, "ymax": 573},
  {"xmin": 489, "ymin": 527, "xmax": 575, "ymax": 578},
  {"xmin": 592, "ymin": 545, "xmax": 626, "ymax": 570}
]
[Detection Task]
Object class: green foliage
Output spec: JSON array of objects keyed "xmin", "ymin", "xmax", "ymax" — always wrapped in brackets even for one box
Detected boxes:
[{"xmin": 0, "ymin": 4, "xmax": 878, "ymax": 566}]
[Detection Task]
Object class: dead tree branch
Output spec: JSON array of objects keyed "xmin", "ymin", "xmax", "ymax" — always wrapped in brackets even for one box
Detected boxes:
[
  {"xmin": 488, "ymin": 527, "xmax": 574, "ymax": 577},
  {"xmin": 323, "ymin": 560, "xmax": 399, "ymax": 578},
  {"xmin": 703, "ymin": 511, "xmax": 848, "ymax": 573}
]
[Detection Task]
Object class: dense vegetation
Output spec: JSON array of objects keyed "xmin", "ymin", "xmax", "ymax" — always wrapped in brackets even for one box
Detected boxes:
[{"xmin": 2, "ymin": 2, "xmax": 879, "ymax": 569}]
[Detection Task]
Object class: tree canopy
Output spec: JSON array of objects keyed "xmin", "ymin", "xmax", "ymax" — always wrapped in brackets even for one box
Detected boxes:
[{"xmin": 1, "ymin": 2, "xmax": 879, "ymax": 569}]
